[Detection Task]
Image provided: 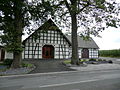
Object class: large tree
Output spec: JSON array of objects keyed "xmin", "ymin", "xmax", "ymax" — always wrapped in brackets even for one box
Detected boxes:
[
  {"xmin": 0, "ymin": 0, "xmax": 51, "ymax": 68},
  {"xmin": 47, "ymin": 0, "xmax": 120, "ymax": 64}
]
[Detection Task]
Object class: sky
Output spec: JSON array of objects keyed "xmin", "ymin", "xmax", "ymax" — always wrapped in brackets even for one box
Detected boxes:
[{"xmin": 93, "ymin": 27, "xmax": 120, "ymax": 50}]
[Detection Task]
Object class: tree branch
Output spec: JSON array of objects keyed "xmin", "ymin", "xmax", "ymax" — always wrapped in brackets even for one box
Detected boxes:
[
  {"xmin": 77, "ymin": 1, "xmax": 90, "ymax": 14},
  {"xmin": 64, "ymin": 0, "xmax": 71, "ymax": 13}
]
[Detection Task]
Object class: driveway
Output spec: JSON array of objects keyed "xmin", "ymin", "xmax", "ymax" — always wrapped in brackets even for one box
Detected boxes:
[
  {"xmin": 100, "ymin": 57, "xmax": 120, "ymax": 64},
  {"xmin": 25, "ymin": 59, "xmax": 74, "ymax": 74}
]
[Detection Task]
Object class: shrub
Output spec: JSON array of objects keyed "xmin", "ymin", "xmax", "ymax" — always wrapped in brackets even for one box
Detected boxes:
[
  {"xmin": 103, "ymin": 59, "xmax": 106, "ymax": 61},
  {"xmin": 3, "ymin": 59, "xmax": 13, "ymax": 66},
  {"xmin": 98, "ymin": 59, "xmax": 103, "ymax": 61},
  {"xmin": 108, "ymin": 60, "xmax": 113, "ymax": 64},
  {"xmin": 89, "ymin": 58, "xmax": 96, "ymax": 61}
]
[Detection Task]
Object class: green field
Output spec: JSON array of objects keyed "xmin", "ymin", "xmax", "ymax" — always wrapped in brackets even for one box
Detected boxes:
[{"xmin": 99, "ymin": 49, "xmax": 120, "ymax": 57}]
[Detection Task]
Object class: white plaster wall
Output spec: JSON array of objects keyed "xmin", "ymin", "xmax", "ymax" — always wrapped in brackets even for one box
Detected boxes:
[
  {"xmin": 54, "ymin": 45, "xmax": 59, "ymax": 59},
  {"xmin": 89, "ymin": 49, "xmax": 92, "ymax": 58},
  {"xmin": 22, "ymin": 51, "xmax": 24, "ymax": 59},
  {"xmin": 5, "ymin": 51, "xmax": 13, "ymax": 59},
  {"xmin": 78, "ymin": 49, "xmax": 82, "ymax": 58}
]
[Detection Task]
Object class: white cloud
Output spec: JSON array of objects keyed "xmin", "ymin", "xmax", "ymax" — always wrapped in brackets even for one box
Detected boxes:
[{"xmin": 93, "ymin": 27, "xmax": 120, "ymax": 50}]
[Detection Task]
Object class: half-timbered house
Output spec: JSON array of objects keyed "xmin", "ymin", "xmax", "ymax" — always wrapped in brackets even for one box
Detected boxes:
[
  {"xmin": 66, "ymin": 35, "xmax": 99, "ymax": 59},
  {"xmin": 22, "ymin": 19, "xmax": 71, "ymax": 59},
  {"xmin": 22, "ymin": 19, "xmax": 99, "ymax": 60}
]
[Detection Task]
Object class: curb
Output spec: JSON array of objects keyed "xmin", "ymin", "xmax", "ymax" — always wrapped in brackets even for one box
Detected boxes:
[
  {"xmin": 1, "ymin": 67, "xmax": 120, "ymax": 78},
  {"xmin": 0, "ymin": 70, "xmax": 78, "ymax": 78}
]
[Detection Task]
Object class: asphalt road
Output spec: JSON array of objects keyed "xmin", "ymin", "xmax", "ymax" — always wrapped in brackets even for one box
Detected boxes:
[{"xmin": 0, "ymin": 69, "xmax": 120, "ymax": 90}]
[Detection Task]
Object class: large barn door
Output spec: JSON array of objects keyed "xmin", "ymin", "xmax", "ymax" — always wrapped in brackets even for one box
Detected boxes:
[
  {"xmin": 42, "ymin": 45, "xmax": 54, "ymax": 59},
  {"xmin": 82, "ymin": 48, "xmax": 89, "ymax": 58}
]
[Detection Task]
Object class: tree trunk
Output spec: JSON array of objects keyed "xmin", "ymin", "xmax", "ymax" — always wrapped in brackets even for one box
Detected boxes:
[
  {"xmin": 71, "ymin": 13, "xmax": 79, "ymax": 65},
  {"xmin": 11, "ymin": 20, "xmax": 23, "ymax": 69},
  {"xmin": 11, "ymin": 0, "xmax": 23, "ymax": 69},
  {"xmin": 11, "ymin": 52, "xmax": 22, "ymax": 68}
]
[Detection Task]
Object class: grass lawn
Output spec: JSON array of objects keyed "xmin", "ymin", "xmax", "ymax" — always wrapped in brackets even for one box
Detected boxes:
[{"xmin": 64, "ymin": 60, "xmax": 71, "ymax": 64}]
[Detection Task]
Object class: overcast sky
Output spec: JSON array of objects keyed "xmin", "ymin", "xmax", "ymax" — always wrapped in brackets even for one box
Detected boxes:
[{"xmin": 93, "ymin": 27, "xmax": 120, "ymax": 50}]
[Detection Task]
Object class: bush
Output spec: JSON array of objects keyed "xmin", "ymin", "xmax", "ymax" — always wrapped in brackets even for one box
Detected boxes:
[
  {"xmin": 108, "ymin": 60, "xmax": 113, "ymax": 64},
  {"xmin": 3, "ymin": 59, "xmax": 13, "ymax": 66},
  {"xmin": 89, "ymin": 58, "xmax": 96, "ymax": 61},
  {"xmin": 98, "ymin": 59, "xmax": 103, "ymax": 61}
]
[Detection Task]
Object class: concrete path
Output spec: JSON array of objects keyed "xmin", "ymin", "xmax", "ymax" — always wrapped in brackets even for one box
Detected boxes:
[
  {"xmin": 70, "ymin": 57, "xmax": 120, "ymax": 71},
  {"xmin": 100, "ymin": 57, "xmax": 120, "ymax": 64},
  {"xmin": 25, "ymin": 60, "xmax": 74, "ymax": 74},
  {"xmin": 70, "ymin": 63, "xmax": 120, "ymax": 71}
]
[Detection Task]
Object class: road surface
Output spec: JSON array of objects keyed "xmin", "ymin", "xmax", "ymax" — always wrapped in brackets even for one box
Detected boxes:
[{"xmin": 0, "ymin": 69, "xmax": 120, "ymax": 90}]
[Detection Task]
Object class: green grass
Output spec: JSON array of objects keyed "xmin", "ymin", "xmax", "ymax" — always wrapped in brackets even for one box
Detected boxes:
[
  {"xmin": 21, "ymin": 62, "xmax": 33, "ymax": 68},
  {"xmin": 64, "ymin": 60, "xmax": 71, "ymax": 64}
]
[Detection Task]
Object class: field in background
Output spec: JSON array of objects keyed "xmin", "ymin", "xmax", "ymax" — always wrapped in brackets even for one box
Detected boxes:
[{"xmin": 99, "ymin": 49, "xmax": 120, "ymax": 57}]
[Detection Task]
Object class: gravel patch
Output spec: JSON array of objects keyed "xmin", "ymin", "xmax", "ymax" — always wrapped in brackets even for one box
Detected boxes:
[{"xmin": 0, "ymin": 66, "xmax": 35, "ymax": 76}]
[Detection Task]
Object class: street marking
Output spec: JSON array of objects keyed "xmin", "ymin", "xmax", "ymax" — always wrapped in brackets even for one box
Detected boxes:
[{"xmin": 39, "ymin": 79, "xmax": 100, "ymax": 88}]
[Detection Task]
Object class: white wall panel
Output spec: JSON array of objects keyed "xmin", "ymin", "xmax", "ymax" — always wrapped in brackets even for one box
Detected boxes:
[
  {"xmin": 39, "ymin": 55, "xmax": 42, "ymax": 58},
  {"xmin": 5, "ymin": 52, "xmax": 13, "ymax": 59},
  {"xmin": 55, "ymin": 55, "xmax": 59, "ymax": 59},
  {"xmin": 25, "ymin": 51, "xmax": 28, "ymax": 54},
  {"xmin": 25, "ymin": 55, "xmax": 28, "ymax": 58},
  {"xmin": 29, "ymin": 51, "xmax": 32, "ymax": 54},
  {"xmin": 22, "ymin": 52, "xmax": 24, "ymax": 59},
  {"xmin": 60, "ymin": 55, "xmax": 63, "ymax": 59},
  {"xmin": 29, "ymin": 47, "xmax": 32, "ymax": 51},
  {"xmin": 34, "ymin": 55, "xmax": 38, "ymax": 59},
  {"xmin": 29, "ymin": 55, "xmax": 32, "ymax": 58},
  {"xmin": 36, "ymin": 39, "xmax": 39, "ymax": 43},
  {"xmin": 25, "ymin": 47, "xmax": 28, "ymax": 50}
]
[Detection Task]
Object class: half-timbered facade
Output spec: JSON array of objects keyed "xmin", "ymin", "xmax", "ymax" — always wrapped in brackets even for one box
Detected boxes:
[
  {"xmin": 22, "ymin": 19, "xmax": 99, "ymax": 60},
  {"xmin": 67, "ymin": 35, "xmax": 99, "ymax": 59},
  {"xmin": 22, "ymin": 19, "xmax": 71, "ymax": 59}
]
